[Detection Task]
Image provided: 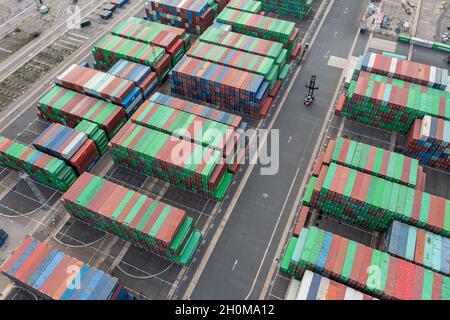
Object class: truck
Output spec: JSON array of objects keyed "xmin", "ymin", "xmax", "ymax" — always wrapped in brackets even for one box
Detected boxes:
[{"xmin": 0, "ymin": 229, "xmax": 8, "ymax": 248}]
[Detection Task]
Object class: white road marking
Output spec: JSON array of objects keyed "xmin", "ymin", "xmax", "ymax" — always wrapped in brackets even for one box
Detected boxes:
[
  {"xmin": 369, "ymin": 37, "xmax": 397, "ymax": 52},
  {"xmin": 389, "ymin": 132, "xmax": 397, "ymax": 152},
  {"xmin": 0, "ymin": 47, "xmax": 13, "ymax": 54},
  {"xmin": 232, "ymin": 259, "xmax": 238, "ymax": 271},
  {"xmin": 338, "ymin": 118, "xmax": 346, "ymax": 137},
  {"xmin": 0, "ymin": 282, "xmax": 14, "ymax": 300},
  {"xmin": 327, "ymin": 55, "xmax": 348, "ymax": 69},
  {"xmin": 288, "ymin": 136, "xmax": 292, "ymax": 143},
  {"xmin": 69, "ymin": 32, "xmax": 89, "ymax": 40}
]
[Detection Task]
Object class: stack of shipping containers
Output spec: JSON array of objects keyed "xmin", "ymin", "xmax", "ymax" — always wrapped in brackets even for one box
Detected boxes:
[
  {"xmin": 56, "ymin": 64, "xmax": 143, "ymax": 116},
  {"xmin": 170, "ymin": 56, "xmax": 272, "ymax": 118},
  {"xmin": 127, "ymin": 16, "xmax": 191, "ymax": 50},
  {"xmin": 37, "ymin": 86, "xmax": 127, "ymax": 140},
  {"xmin": 130, "ymin": 100, "xmax": 238, "ymax": 160},
  {"xmin": 337, "ymin": 71, "xmax": 450, "ymax": 133},
  {"xmin": 185, "ymin": 41, "xmax": 279, "ymax": 91},
  {"xmin": 74, "ymin": 120, "xmax": 109, "ymax": 156},
  {"xmin": 110, "ymin": 18, "xmax": 187, "ymax": 67},
  {"xmin": 309, "ymin": 162, "xmax": 450, "ymax": 236},
  {"xmin": 405, "ymin": 115, "xmax": 450, "ymax": 171},
  {"xmin": 108, "ymin": 121, "xmax": 233, "ymax": 201},
  {"xmin": 198, "ymin": 26, "xmax": 289, "ymax": 83},
  {"xmin": 226, "ymin": 0, "xmax": 261, "ymax": 14},
  {"xmin": 382, "ymin": 221, "xmax": 449, "ymax": 276},
  {"xmin": 0, "ymin": 136, "xmax": 77, "ymax": 191},
  {"xmin": 169, "ymin": 12, "xmax": 300, "ymax": 118},
  {"xmin": 107, "ymin": 60, "xmax": 159, "ymax": 100},
  {"xmin": 355, "ymin": 52, "xmax": 448, "ymax": 90},
  {"xmin": 146, "ymin": 92, "xmax": 246, "ymax": 175},
  {"xmin": 216, "ymin": 7, "xmax": 300, "ymax": 57},
  {"xmin": 280, "ymin": 227, "xmax": 449, "ymax": 300},
  {"xmin": 1, "ymin": 236, "xmax": 134, "ymax": 300},
  {"xmin": 280, "ymin": 127, "xmax": 450, "ymax": 300},
  {"xmin": 62, "ymin": 173, "xmax": 202, "ymax": 266},
  {"xmin": 32, "ymin": 123, "xmax": 100, "ymax": 176},
  {"xmin": 144, "ymin": 0, "xmax": 219, "ymax": 35},
  {"xmin": 317, "ymin": 137, "xmax": 425, "ymax": 189},
  {"xmin": 286, "ymin": 270, "xmax": 378, "ymax": 300},
  {"xmin": 92, "ymin": 34, "xmax": 171, "ymax": 84},
  {"xmin": 260, "ymin": 0, "xmax": 314, "ymax": 19}
]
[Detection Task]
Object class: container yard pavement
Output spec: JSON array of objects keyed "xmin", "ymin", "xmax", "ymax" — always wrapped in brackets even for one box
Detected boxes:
[
  {"xmin": 180, "ymin": 0, "xmax": 371, "ymax": 300},
  {"xmin": 1, "ymin": 0, "xmax": 449, "ymax": 302}
]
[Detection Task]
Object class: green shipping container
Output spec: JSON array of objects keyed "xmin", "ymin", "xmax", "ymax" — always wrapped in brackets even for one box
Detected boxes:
[
  {"xmin": 280, "ymin": 226, "xmax": 449, "ymax": 300},
  {"xmin": 61, "ymin": 172, "xmax": 202, "ymax": 265},
  {"xmin": 0, "ymin": 136, "xmax": 77, "ymax": 191}
]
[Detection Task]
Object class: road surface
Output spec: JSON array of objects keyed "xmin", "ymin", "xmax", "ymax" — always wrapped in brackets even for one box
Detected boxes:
[{"xmin": 183, "ymin": 0, "xmax": 370, "ymax": 300}]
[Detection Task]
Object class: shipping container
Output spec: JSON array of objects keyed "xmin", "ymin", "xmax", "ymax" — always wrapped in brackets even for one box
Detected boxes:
[
  {"xmin": 398, "ymin": 35, "xmax": 411, "ymax": 43},
  {"xmin": 280, "ymin": 226, "xmax": 450, "ymax": 299},
  {"xmin": 318, "ymin": 137, "xmax": 423, "ymax": 188},
  {"xmin": 109, "ymin": 122, "xmax": 233, "ymax": 200},
  {"xmin": 216, "ymin": 7, "xmax": 299, "ymax": 55},
  {"xmin": 61, "ymin": 173, "xmax": 202, "ymax": 265},
  {"xmin": 381, "ymin": 52, "xmax": 407, "ymax": 60},
  {"xmin": 74, "ymin": 120, "xmax": 109, "ymax": 156},
  {"xmin": 107, "ymin": 60, "xmax": 158, "ymax": 99},
  {"xmin": 355, "ymin": 52, "xmax": 448, "ymax": 90},
  {"xmin": 226, "ymin": 0, "xmax": 261, "ymax": 14},
  {"xmin": 128, "ymin": 16, "xmax": 191, "ymax": 50},
  {"xmin": 294, "ymin": 270, "xmax": 378, "ymax": 300},
  {"xmin": 0, "ymin": 136, "xmax": 77, "ymax": 191},
  {"xmin": 405, "ymin": 115, "xmax": 450, "ymax": 171},
  {"xmin": 131, "ymin": 100, "xmax": 237, "ymax": 158},
  {"xmin": 293, "ymin": 206, "xmax": 309, "ymax": 237},
  {"xmin": 432, "ymin": 42, "xmax": 450, "ymax": 53},
  {"xmin": 186, "ymin": 41, "xmax": 279, "ymax": 90},
  {"xmin": 1, "ymin": 236, "xmax": 134, "ymax": 300},
  {"xmin": 33, "ymin": 123, "xmax": 100, "ymax": 176},
  {"xmin": 144, "ymin": 0, "xmax": 217, "ymax": 35},
  {"xmin": 341, "ymin": 71, "xmax": 450, "ymax": 133},
  {"xmin": 309, "ymin": 162, "xmax": 450, "ymax": 237},
  {"xmin": 169, "ymin": 56, "xmax": 271, "ymax": 118},
  {"xmin": 148, "ymin": 92, "xmax": 243, "ymax": 128},
  {"xmin": 56, "ymin": 64, "xmax": 143, "ymax": 116},
  {"xmin": 382, "ymin": 220, "xmax": 450, "ymax": 276},
  {"xmin": 111, "ymin": 18, "xmax": 186, "ymax": 66},
  {"xmin": 92, "ymin": 34, "xmax": 171, "ymax": 83},
  {"xmin": 260, "ymin": 0, "xmax": 314, "ymax": 19},
  {"xmin": 37, "ymin": 86, "xmax": 127, "ymax": 140},
  {"xmin": 199, "ymin": 27, "xmax": 287, "ymax": 70}
]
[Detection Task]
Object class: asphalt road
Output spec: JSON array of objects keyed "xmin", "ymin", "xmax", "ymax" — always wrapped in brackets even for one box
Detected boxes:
[{"xmin": 186, "ymin": 0, "xmax": 369, "ymax": 300}]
